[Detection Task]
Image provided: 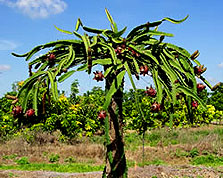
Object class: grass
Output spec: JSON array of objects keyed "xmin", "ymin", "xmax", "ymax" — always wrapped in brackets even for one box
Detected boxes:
[
  {"xmin": 192, "ymin": 154, "xmax": 223, "ymax": 166},
  {"xmin": 0, "ymin": 163, "xmax": 104, "ymax": 173},
  {"xmin": 1, "ymin": 125, "xmax": 223, "ymax": 173},
  {"xmin": 124, "ymin": 125, "xmax": 223, "ymax": 148},
  {"xmin": 0, "ymin": 159, "xmax": 166, "ymax": 173}
]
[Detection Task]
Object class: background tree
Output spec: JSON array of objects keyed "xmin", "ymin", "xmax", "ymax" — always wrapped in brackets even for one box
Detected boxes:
[
  {"xmin": 208, "ymin": 84, "xmax": 223, "ymax": 111},
  {"xmin": 69, "ymin": 79, "xmax": 79, "ymax": 103},
  {"xmin": 11, "ymin": 9, "xmax": 220, "ymax": 178}
]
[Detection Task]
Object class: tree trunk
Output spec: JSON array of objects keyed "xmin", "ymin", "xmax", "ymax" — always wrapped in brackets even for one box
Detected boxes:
[{"xmin": 104, "ymin": 75, "xmax": 127, "ymax": 178}]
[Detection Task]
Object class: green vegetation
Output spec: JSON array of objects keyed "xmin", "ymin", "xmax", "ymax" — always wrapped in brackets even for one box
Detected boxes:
[
  {"xmin": 1, "ymin": 82, "xmax": 223, "ymax": 142},
  {"xmin": 14, "ymin": 157, "xmax": 30, "ymax": 165},
  {"xmin": 49, "ymin": 154, "xmax": 60, "ymax": 163},
  {"xmin": 1, "ymin": 8, "xmax": 223, "ymax": 178},
  {"xmin": 0, "ymin": 163, "xmax": 104, "ymax": 173},
  {"xmin": 192, "ymin": 154, "xmax": 223, "ymax": 166},
  {"xmin": 1, "ymin": 125, "xmax": 223, "ymax": 174}
]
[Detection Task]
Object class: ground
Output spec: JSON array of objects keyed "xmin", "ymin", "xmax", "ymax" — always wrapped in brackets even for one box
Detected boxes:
[
  {"xmin": 1, "ymin": 125, "xmax": 223, "ymax": 177},
  {"xmin": 0, "ymin": 165, "xmax": 223, "ymax": 178}
]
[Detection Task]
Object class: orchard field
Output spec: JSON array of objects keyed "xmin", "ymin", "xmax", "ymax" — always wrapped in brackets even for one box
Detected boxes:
[
  {"xmin": 1, "ymin": 8, "xmax": 223, "ymax": 178},
  {"xmin": 1, "ymin": 81, "xmax": 223, "ymax": 177}
]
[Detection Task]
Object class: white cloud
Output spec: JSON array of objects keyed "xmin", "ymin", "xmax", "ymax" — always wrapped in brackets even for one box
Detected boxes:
[
  {"xmin": 0, "ymin": 65, "xmax": 11, "ymax": 71},
  {"xmin": 0, "ymin": 40, "xmax": 18, "ymax": 50},
  {"xmin": 0, "ymin": 0, "xmax": 67, "ymax": 18},
  {"xmin": 218, "ymin": 62, "xmax": 223, "ymax": 68}
]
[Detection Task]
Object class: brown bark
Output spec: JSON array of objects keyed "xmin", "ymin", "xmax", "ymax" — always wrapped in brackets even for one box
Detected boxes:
[{"xmin": 105, "ymin": 73, "xmax": 127, "ymax": 178}]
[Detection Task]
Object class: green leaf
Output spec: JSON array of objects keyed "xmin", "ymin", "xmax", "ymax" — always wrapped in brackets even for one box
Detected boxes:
[
  {"xmin": 129, "ymin": 44, "xmax": 159, "ymax": 64},
  {"xmin": 162, "ymin": 15, "xmax": 189, "ymax": 24},
  {"xmin": 63, "ymin": 45, "xmax": 76, "ymax": 69},
  {"xmin": 58, "ymin": 70, "xmax": 76, "ymax": 83},
  {"xmin": 90, "ymin": 36, "xmax": 98, "ymax": 47},
  {"xmin": 124, "ymin": 62, "xmax": 137, "ymax": 90},
  {"xmin": 193, "ymin": 59, "xmax": 201, "ymax": 66},
  {"xmin": 26, "ymin": 47, "xmax": 42, "ymax": 61},
  {"xmin": 166, "ymin": 43, "xmax": 190, "ymax": 58},
  {"xmin": 159, "ymin": 53, "xmax": 178, "ymax": 83},
  {"xmin": 73, "ymin": 31, "xmax": 82, "ymax": 39},
  {"xmin": 103, "ymin": 70, "xmax": 126, "ymax": 110},
  {"xmin": 47, "ymin": 71, "xmax": 58, "ymax": 100},
  {"xmin": 54, "ymin": 25, "xmax": 73, "ymax": 35},
  {"xmin": 151, "ymin": 68, "xmax": 163, "ymax": 103},
  {"xmin": 105, "ymin": 8, "xmax": 115, "ymax": 26},
  {"xmin": 176, "ymin": 85, "xmax": 206, "ymax": 108},
  {"xmin": 38, "ymin": 62, "xmax": 48, "ymax": 71},
  {"xmin": 12, "ymin": 40, "xmax": 81, "ymax": 61},
  {"xmin": 199, "ymin": 76, "xmax": 213, "ymax": 90},
  {"xmin": 132, "ymin": 58, "xmax": 140, "ymax": 74},
  {"xmin": 28, "ymin": 57, "xmax": 43, "ymax": 65},
  {"xmin": 82, "ymin": 26, "xmax": 104, "ymax": 34},
  {"xmin": 178, "ymin": 57, "xmax": 192, "ymax": 73},
  {"xmin": 124, "ymin": 61, "xmax": 145, "ymax": 120},
  {"xmin": 75, "ymin": 18, "xmax": 82, "ymax": 31},
  {"xmin": 93, "ymin": 58, "xmax": 113, "ymax": 65},
  {"xmin": 77, "ymin": 58, "xmax": 112, "ymax": 72},
  {"xmin": 104, "ymin": 66, "xmax": 113, "ymax": 78},
  {"xmin": 148, "ymin": 30, "xmax": 174, "ymax": 37},
  {"xmin": 22, "ymin": 85, "xmax": 33, "ymax": 112},
  {"xmin": 113, "ymin": 27, "xmax": 127, "ymax": 38},
  {"xmin": 77, "ymin": 64, "xmax": 87, "ymax": 71},
  {"xmin": 32, "ymin": 81, "xmax": 39, "ymax": 115},
  {"xmin": 105, "ymin": 8, "xmax": 118, "ymax": 32},
  {"xmin": 98, "ymin": 42, "xmax": 118, "ymax": 65},
  {"xmin": 17, "ymin": 71, "xmax": 47, "ymax": 98},
  {"xmin": 11, "ymin": 52, "xmax": 29, "ymax": 57}
]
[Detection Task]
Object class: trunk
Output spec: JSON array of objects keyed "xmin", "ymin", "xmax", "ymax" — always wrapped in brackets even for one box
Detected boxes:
[{"xmin": 103, "ymin": 73, "xmax": 127, "ymax": 178}]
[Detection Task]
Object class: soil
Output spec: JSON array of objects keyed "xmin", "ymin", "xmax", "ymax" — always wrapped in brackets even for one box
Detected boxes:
[{"xmin": 0, "ymin": 165, "xmax": 223, "ymax": 178}]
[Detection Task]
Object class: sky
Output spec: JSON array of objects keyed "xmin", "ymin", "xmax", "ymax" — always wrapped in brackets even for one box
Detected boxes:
[{"xmin": 0, "ymin": 0, "xmax": 223, "ymax": 96}]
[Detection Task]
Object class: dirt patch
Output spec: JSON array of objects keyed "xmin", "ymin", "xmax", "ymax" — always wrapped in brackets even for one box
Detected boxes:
[{"xmin": 0, "ymin": 165, "xmax": 223, "ymax": 178}]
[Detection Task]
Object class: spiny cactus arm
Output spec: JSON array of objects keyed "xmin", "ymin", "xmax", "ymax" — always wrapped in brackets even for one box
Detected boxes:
[
  {"xmin": 47, "ymin": 70, "xmax": 58, "ymax": 100},
  {"xmin": 54, "ymin": 25, "xmax": 73, "ymax": 35},
  {"xmin": 58, "ymin": 70, "xmax": 76, "ymax": 83},
  {"xmin": 17, "ymin": 71, "xmax": 47, "ymax": 113},
  {"xmin": 127, "ymin": 15, "xmax": 188, "ymax": 40},
  {"xmin": 151, "ymin": 67, "xmax": 164, "ymax": 103},
  {"xmin": 176, "ymin": 85, "xmax": 205, "ymax": 108},
  {"xmin": 77, "ymin": 58, "xmax": 113, "ymax": 72},
  {"xmin": 12, "ymin": 40, "xmax": 82, "ymax": 61},
  {"xmin": 103, "ymin": 70, "xmax": 126, "ymax": 110},
  {"xmin": 97, "ymin": 42, "xmax": 119, "ymax": 65},
  {"xmin": 105, "ymin": 8, "xmax": 118, "ymax": 33},
  {"xmin": 128, "ymin": 44, "xmax": 159, "ymax": 64},
  {"xmin": 124, "ymin": 61, "xmax": 145, "ymax": 120}
]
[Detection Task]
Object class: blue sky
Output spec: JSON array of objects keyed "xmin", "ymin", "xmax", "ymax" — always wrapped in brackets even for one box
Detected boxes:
[{"xmin": 0, "ymin": 0, "xmax": 223, "ymax": 96}]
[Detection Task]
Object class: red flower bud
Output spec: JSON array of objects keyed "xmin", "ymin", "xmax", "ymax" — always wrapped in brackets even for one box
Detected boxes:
[
  {"xmin": 174, "ymin": 79, "xmax": 179, "ymax": 84},
  {"xmin": 151, "ymin": 102, "xmax": 161, "ymax": 112},
  {"xmin": 98, "ymin": 111, "xmax": 106, "ymax": 120},
  {"xmin": 25, "ymin": 109, "xmax": 35, "ymax": 117},
  {"xmin": 115, "ymin": 46, "xmax": 122, "ymax": 56},
  {"xmin": 197, "ymin": 83, "xmax": 206, "ymax": 92},
  {"xmin": 47, "ymin": 53, "xmax": 56, "ymax": 61},
  {"xmin": 140, "ymin": 65, "xmax": 149, "ymax": 76},
  {"xmin": 12, "ymin": 106, "xmax": 23, "ymax": 117},
  {"xmin": 192, "ymin": 101, "xmax": 198, "ymax": 109},
  {"xmin": 93, "ymin": 71, "xmax": 104, "ymax": 82},
  {"xmin": 194, "ymin": 65, "xmax": 206, "ymax": 76},
  {"xmin": 145, "ymin": 86, "xmax": 156, "ymax": 97}
]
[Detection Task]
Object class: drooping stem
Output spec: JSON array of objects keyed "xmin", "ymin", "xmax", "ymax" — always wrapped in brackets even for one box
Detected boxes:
[
  {"xmin": 142, "ymin": 130, "xmax": 145, "ymax": 167},
  {"xmin": 104, "ymin": 69, "xmax": 127, "ymax": 178}
]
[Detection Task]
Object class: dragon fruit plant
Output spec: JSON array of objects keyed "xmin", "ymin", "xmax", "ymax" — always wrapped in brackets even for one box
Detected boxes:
[{"xmin": 12, "ymin": 9, "xmax": 221, "ymax": 178}]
